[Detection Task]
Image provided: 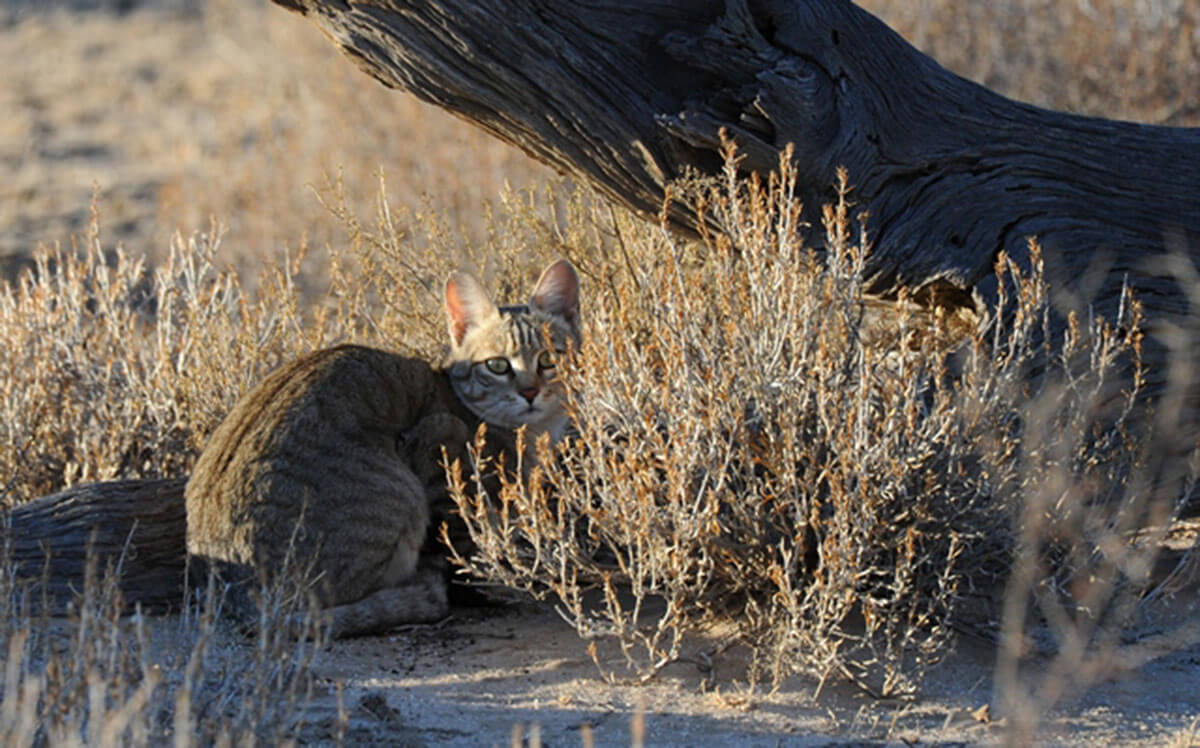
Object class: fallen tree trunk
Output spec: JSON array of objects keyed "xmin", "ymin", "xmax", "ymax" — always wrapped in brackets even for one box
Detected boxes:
[
  {"xmin": 274, "ymin": 0, "xmax": 1200, "ymax": 511},
  {"xmin": 272, "ymin": 0, "xmax": 1198, "ymax": 304},
  {"xmin": 6, "ymin": 478, "xmax": 189, "ymax": 613}
]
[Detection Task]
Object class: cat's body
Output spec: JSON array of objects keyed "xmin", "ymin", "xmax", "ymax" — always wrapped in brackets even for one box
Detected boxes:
[
  {"xmin": 183, "ymin": 259, "xmax": 581, "ymax": 638},
  {"xmin": 185, "ymin": 346, "xmax": 469, "ymax": 636}
]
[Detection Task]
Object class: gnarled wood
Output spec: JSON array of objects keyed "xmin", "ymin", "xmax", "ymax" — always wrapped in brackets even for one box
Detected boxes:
[
  {"xmin": 272, "ymin": 0, "xmax": 1198, "ymax": 301},
  {"xmin": 7, "ymin": 0, "xmax": 1198, "ymax": 618},
  {"xmin": 6, "ymin": 478, "xmax": 188, "ymax": 613}
]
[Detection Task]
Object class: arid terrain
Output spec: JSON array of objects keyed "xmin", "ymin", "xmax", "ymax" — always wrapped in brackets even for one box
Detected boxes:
[
  {"xmin": 2, "ymin": 1, "xmax": 1198, "ymax": 745},
  {"xmin": 303, "ymin": 600, "xmax": 1200, "ymax": 745}
]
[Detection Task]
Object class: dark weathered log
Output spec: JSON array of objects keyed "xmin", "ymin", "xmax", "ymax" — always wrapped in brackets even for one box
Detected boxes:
[
  {"xmin": 6, "ymin": 478, "xmax": 188, "ymax": 613},
  {"xmin": 6, "ymin": 475, "xmax": 1194, "ymax": 619},
  {"xmin": 273, "ymin": 0, "xmax": 1198, "ymax": 302}
]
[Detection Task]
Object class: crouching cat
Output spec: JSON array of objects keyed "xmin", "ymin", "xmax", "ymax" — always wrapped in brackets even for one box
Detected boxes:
[{"xmin": 10, "ymin": 260, "xmax": 581, "ymax": 639}]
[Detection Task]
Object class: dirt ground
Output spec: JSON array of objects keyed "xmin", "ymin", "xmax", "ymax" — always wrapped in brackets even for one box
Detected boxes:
[
  {"xmin": 284, "ymin": 595, "xmax": 1200, "ymax": 745},
  {"xmin": 3, "ymin": 3, "xmax": 1199, "ymax": 745},
  {"xmin": 0, "ymin": 1, "xmax": 549, "ymax": 286}
]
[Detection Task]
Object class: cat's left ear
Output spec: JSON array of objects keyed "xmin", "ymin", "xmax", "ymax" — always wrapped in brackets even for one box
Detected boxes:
[{"xmin": 529, "ymin": 259, "xmax": 580, "ymax": 335}]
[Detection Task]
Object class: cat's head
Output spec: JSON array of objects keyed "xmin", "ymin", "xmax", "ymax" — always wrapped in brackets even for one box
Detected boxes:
[{"xmin": 444, "ymin": 259, "xmax": 581, "ymax": 437}]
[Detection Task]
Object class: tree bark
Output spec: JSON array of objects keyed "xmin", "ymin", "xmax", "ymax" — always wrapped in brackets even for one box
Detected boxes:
[
  {"xmin": 6, "ymin": 478, "xmax": 189, "ymax": 613},
  {"xmin": 273, "ymin": 0, "xmax": 1200, "ymax": 513},
  {"xmin": 272, "ymin": 0, "xmax": 1198, "ymax": 303},
  {"xmin": 15, "ymin": 1, "xmax": 1194, "ymax": 615}
]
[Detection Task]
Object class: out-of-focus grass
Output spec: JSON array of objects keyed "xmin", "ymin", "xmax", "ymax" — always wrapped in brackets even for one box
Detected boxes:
[
  {"xmin": 0, "ymin": 0, "xmax": 550, "ymax": 287},
  {"xmin": 2, "ymin": 1, "xmax": 1193, "ymax": 287},
  {"xmin": 863, "ymin": 0, "xmax": 1199, "ymax": 126}
]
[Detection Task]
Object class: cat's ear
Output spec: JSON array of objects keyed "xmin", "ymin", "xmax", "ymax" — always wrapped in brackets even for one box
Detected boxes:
[
  {"xmin": 445, "ymin": 271, "xmax": 499, "ymax": 346},
  {"xmin": 529, "ymin": 259, "xmax": 580, "ymax": 334}
]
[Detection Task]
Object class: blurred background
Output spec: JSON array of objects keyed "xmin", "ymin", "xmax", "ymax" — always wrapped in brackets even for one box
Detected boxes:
[{"xmin": 1, "ymin": 0, "xmax": 1196, "ymax": 285}]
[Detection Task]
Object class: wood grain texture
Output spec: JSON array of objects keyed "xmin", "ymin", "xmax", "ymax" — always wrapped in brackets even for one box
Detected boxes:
[
  {"xmin": 7, "ymin": 478, "xmax": 189, "ymax": 612},
  {"xmin": 270, "ymin": 0, "xmax": 1198, "ymax": 293}
]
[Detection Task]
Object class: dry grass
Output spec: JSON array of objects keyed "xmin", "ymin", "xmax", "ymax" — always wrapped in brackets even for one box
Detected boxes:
[
  {"xmin": 3, "ymin": 2, "xmax": 1193, "ymax": 284},
  {"xmin": 0, "ymin": 549, "xmax": 330, "ymax": 744},
  {"xmin": 1, "ymin": 0, "xmax": 1198, "ymax": 744},
  {"xmin": 861, "ymin": 0, "xmax": 1200, "ymax": 126},
  {"xmin": 0, "ymin": 0, "xmax": 550, "ymax": 289},
  {"xmin": 0, "ymin": 202, "xmax": 376, "ymax": 743},
  {"xmin": 445, "ymin": 149, "xmax": 1181, "ymax": 705},
  {"xmin": 0, "ymin": 213, "xmax": 306, "ymax": 504}
]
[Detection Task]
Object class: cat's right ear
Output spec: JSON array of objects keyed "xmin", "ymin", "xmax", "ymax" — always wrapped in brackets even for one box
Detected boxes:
[{"xmin": 445, "ymin": 272, "xmax": 499, "ymax": 346}]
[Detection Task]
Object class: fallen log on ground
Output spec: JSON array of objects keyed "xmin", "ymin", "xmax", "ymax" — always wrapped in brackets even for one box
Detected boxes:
[
  {"xmin": 271, "ymin": 0, "xmax": 1198, "ymax": 305},
  {"xmin": 6, "ymin": 478, "xmax": 188, "ymax": 613}
]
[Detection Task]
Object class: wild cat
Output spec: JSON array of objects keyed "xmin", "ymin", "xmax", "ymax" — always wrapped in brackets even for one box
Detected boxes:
[{"xmin": 183, "ymin": 259, "xmax": 580, "ymax": 638}]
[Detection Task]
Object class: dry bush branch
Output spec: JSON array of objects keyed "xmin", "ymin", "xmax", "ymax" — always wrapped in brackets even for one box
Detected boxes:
[
  {"xmin": 446, "ymin": 146, "xmax": 1193, "ymax": 702},
  {"xmin": 0, "ymin": 544, "xmax": 329, "ymax": 745},
  {"xmin": 0, "ymin": 175, "xmax": 600, "ymax": 744},
  {"xmin": 2, "ymin": 160, "xmax": 1195, "ymax": 737},
  {"xmin": 0, "ymin": 198, "xmax": 390, "ymax": 507}
]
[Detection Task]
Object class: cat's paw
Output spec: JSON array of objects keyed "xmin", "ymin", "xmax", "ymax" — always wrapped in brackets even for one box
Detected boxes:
[{"xmin": 327, "ymin": 569, "xmax": 450, "ymax": 638}]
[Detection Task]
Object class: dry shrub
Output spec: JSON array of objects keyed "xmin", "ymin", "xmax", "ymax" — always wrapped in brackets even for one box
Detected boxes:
[
  {"xmin": 445, "ymin": 147, "xmax": 1185, "ymax": 699},
  {"xmin": 0, "ymin": 173, "xmax": 591, "ymax": 744},
  {"xmin": 0, "ymin": 3, "xmax": 1195, "ymax": 741},
  {"xmin": 0, "ymin": 552, "xmax": 329, "ymax": 745},
  {"xmin": 0, "ymin": 156, "xmax": 1193, "ymax": 737},
  {"xmin": 0, "ymin": 201, "xmax": 363, "ymax": 506},
  {"xmin": 861, "ymin": 0, "xmax": 1200, "ymax": 126},
  {"xmin": 0, "ymin": 204, "xmax": 353, "ymax": 743}
]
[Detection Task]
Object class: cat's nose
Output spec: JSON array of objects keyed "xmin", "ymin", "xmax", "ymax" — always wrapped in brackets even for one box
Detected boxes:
[{"xmin": 518, "ymin": 387, "xmax": 539, "ymax": 403}]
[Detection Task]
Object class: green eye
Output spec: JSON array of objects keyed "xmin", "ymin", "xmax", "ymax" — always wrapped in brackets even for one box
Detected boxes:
[
  {"xmin": 484, "ymin": 357, "xmax": 511, "ymax": 375},
  {"xmin": 536, "ymin": 350, "xmax": 556, "ymax": 370}
]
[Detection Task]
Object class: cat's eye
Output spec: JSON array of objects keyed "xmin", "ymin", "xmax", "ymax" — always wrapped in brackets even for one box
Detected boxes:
[
  {"xmin": 536, "ymin": 350, "xmax": 556, "ymax": 370},
  {"xmin": 484, "ymin": 357, "xmax": 511, "ymax": 375}
]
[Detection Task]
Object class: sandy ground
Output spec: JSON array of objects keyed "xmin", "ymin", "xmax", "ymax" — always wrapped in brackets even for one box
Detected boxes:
[
  {"xmin": 287, "ymin": 597, "xmax": 1200, "ymax": 746},
  {"xmin": 4, "ymin": 3, "xmax": 1199, "ymax": 745},
  {"xmin": 0, "ymin": 1, "xmax": 548, "ymax": 286}
]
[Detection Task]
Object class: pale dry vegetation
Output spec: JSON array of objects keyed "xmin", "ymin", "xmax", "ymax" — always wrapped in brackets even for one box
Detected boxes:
[
  {"xmin": 0, "ymin": 532, "xmax": 331, "ymax": 744},
  {"xmin": 446, "ymin": 150, "xmax": 1186, "ymax": 713},
  {"xmin": 0, "ymin": 199, "xmax": 426, "ymax": 743},
  {"xmin": 862, "ymin": 0, "xmax": 1200, "ymax": 126},
  {"xmin": 0, "ymin": 0, "xmax": 550, "ymax": 288},
  {"xmin": 0, "ymin": 140, "xmax": 1194, "ymax": 748},
  {"xmin": 0, "ymin": 150, "xmax": 1165, "ymax": 742},
  {"xmin": 1, "ymin": 0, "xmax": 1198, "ymax": 744}
]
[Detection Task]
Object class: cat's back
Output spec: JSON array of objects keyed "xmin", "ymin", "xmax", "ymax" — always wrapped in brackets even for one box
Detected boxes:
[{"xmin": 199, "ymin": 345, "xmax": 439, "ymax": 456}]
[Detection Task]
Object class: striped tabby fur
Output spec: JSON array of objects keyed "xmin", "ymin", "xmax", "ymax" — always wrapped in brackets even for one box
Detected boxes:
[
  {"xmin": 184, "ymin": 260, "xmax": 580, "ymax": 638},
  {"xmin": 185, "ymin": 346, "xmax": 469, "ymax": 637}
]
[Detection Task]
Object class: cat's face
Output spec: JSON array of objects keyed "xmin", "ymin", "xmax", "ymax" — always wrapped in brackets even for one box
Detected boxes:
[{"xmin": 444, "ymin": 259, "xmax": 581, "ymax": 438}]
